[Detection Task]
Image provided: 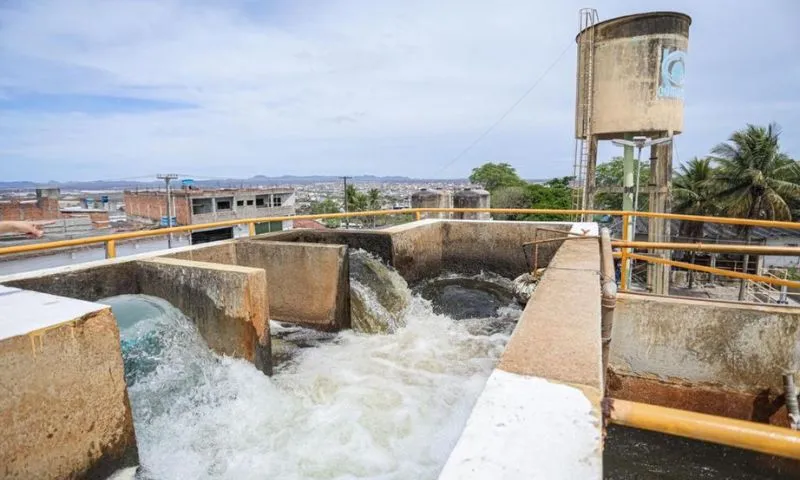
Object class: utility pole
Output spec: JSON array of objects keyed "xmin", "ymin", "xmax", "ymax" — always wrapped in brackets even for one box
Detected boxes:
[
  {"xmin": 157, "ymin": 173, "xmax": 179, "ymax": 247},
  {"xmin": 342, "ymin": 176, "xmax": 350, "ymax": 229}
]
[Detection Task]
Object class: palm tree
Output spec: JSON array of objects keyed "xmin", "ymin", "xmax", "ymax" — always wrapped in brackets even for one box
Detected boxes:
[
  {"xmin": 710, "ymin": 123, "xmax": 800, "ymax": 300},
  {"xmin": 673, "ymin": 157, "xmax": 718, "ymax": 288},
  {"xmin": 367, "ymin": 188, "xmax": 381, "ymax": 227}
]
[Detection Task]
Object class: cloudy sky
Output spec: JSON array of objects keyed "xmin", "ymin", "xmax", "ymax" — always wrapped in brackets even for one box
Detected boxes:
[{"xmin": 1, "ymin": 0, "xmax": 798, "ymax": 182}]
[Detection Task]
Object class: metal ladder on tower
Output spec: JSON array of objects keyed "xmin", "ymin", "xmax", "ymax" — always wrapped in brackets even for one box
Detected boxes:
[{"xmin": 572, "ymin": 8, "xmax": 599, "ymax": 218}]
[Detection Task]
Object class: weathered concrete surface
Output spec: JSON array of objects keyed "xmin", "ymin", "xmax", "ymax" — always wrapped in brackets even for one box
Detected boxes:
[
  {"xmin": 384, "ymin": 219, "xmax": 443, "ymax": 283},
  {"xmin": 440, "ymin": 221, "xmax": 571, "ymax": 278},
  {"xmin": 498, "ymin": 235, "xmax": 602, "ymax": 388},
  {"xmin": 609, "ymin": 293, "xmax": 800, "ymax": 424},
  {"xmin": 441, "ymin": 223, "xmax": 603, "ymax": 479},
  {"xmin": 258, "ymin": 229, "xmax": 394, "ymax": 265},
  {"xmin": 236, "ymin": 240, "xmax": 349, "ymax": 330},
  {"xmin": 135, "ymin": 257, "xmax": 271, "ymax": 374},
  {"xmin": 610, "ymin": 293, "xmax": 800, "ymax": 393},
  {"xmin": 0, "ymin": 287, "xmax": 138, "ymax": 479},
  {"xmin": 1, "ymin": 252, "xmax": 272, "ymax": 374},
  {"xmin": 4, "ymin": 261, "xmax": 138, "ymax": 302},
  {"xmin": 164, "ymin": 240, "xmax": 237, "ymax": 264}
]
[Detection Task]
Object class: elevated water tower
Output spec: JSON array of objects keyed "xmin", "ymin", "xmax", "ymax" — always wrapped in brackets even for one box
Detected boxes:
[{"xmin": 573, "ymin": 9, "xmax": 691, "ymax": 294}]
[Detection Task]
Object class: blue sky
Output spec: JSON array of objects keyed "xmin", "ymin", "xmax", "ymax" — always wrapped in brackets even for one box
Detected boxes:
[{"xmin": 1, "ymin": 0, "xmax": 798, "ymax": 181}]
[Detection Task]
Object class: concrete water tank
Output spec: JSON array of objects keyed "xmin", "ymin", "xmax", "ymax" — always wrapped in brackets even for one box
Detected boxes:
[
  {"xmin": 411, "ymin": 188, "xmax": 451, "ymax": 219},
  {"xmin": 575, "ymin": 12, "xmax": 691, "ymax": 139},
  {"xmin": 453, "ymin": 188, "xmax": 491, "ymax": 221}
]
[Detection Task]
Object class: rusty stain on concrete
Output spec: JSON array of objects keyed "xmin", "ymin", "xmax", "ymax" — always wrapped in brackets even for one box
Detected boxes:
[
  {"xmin": 610, "ymin": 293, "xmax": 800, "ymax": 393},
  {"xmin": 607, "ymin": 370, "xmax": 791, "ymax": 427}
]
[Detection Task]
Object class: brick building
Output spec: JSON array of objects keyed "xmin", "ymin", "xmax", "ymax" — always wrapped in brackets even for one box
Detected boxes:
[
  {"xmin": 0, "ymin": 187, "xmax": 61, "ymax": 222},
  {"xmin": 124, "ymin": 187, "xmax": 296, "ymax": 243}
]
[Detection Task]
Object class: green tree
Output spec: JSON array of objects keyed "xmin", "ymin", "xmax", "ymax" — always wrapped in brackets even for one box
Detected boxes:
[
  {"xmin": 469, "ymin": 162, "xmax": 526, "ymax": 192},
  {"xmin": 594, "ymin": 156, "xmax": 650, "ymax": 211},
  {"xmin": 523, "ymin": 177, "xmax": 572, "ymax": 221},
  {"xmin": 491, "ymin": 186, "xmax": 530, "ymax": 220},
  {"xmin": 672, "ymin": 157, "xmax": 719, "ymax": 288},
  {"xmin": 310, "ymin": 198, "xmax": 342, "ymax": 228},
  {"xmin": 710, "ymin": 122, "xmax": 800, "ymax": 299}
]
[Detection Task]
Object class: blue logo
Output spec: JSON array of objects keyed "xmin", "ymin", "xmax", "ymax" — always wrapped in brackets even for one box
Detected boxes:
[{"xmin": 658, "ymin": 47, "xmax": 686, "ymax": 99}]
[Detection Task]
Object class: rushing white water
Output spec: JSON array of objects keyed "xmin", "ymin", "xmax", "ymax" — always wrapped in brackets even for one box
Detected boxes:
[{"xmin": 104, "ymin": 279, "xmax": 519, "ymax": 480}]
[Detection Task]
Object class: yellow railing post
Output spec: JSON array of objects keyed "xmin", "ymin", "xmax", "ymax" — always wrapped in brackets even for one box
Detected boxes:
[
  {"xmin": 620, "ymin": 214, "xmax": 630, "ymax": 291},
  {"xmin": 415, "ymin": 211, "xmax": 422, "ymax": 221},
  {"xmin": 105, "ymin": 240, "xmax": 116, "ymax": 259},
  {"xmin": 248, "ymin": 222, "xmax": 256, "ymax": 237}
]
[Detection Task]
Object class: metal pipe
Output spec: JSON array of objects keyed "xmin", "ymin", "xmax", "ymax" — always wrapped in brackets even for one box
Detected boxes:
[
  {"xmin": 522, "ymin": 235, "xmax": 599, "ymax": 247},
  {"xmin": 612, "ymin": 240, "xmax": 800, "ymax": 256},
  {"xmin": 784, "ymin": 373, "xmax": 800, "ymax": 430},
  {"xmin": 5, "ymin": 207, "xmax": 800, "ymax": 258},
  {"xmin": 599, "ymin": 228, "xmax": 617, "ymax": 390},
  {"xmin": 621, "ymin": 214, "xmax": 630, "ymax": 290},
  {"xmin": 626, "ymin": 253, "xmax": 800, "ymax": 289},
  {"xmin": 608, "ymin": 398, "xmax": 800, "ymax": 460}
]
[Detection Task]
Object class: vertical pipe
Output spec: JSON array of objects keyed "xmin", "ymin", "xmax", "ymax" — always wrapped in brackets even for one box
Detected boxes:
[
  {"xmin": 248, "ymin": 222, "xmax": 256, "ymax": 237},
  {"xmin": 165, "ymin": 178, "xmax": 173, "ymax": 248},
  {"xmin": 415, "ymin": 211, "xmax": 421, "ymax": 221},
  {"xmin": 599, "ymin": 228, "xmax": 617, "ymax": 389},
  {"xmin": 784, "ymin": 373, "xmax": 800, "ymax": 430},
  {"xmin": 621, "ymin": 214, "xmax": 630, "ymax": 291},
  {"xmin": 622, "ymin": 134, "xmax": 634, "ymax": 211}
]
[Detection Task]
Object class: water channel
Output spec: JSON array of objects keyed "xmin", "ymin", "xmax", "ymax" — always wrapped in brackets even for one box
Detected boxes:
[{"xmin": 99, "ymin": 253, "xmax": 797, "ymax": 479}]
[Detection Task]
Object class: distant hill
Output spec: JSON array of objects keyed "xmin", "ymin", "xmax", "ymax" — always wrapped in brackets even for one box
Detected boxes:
[{"xmin": 0, "ymin": 175, "xmax": 469, "ymax": 191}]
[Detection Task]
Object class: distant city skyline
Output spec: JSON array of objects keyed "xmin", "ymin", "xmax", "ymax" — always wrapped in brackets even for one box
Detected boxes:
[{"xmin": 1, "ymin": 0, "xmax": 798, "ymax": 181}]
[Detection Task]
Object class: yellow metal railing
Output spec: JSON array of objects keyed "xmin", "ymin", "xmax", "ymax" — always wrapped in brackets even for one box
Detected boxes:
[{"xmin": 3, "ymin": 208, "xmax": 800, "ymax": 292}]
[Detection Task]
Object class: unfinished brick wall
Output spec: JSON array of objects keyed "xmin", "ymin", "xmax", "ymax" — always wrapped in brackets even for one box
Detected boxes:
[
  {"xmin": 123, "ymin": 192, "xmax": 191, "ymax": 225},
  {"xmin": 0, "ymin": 198, "xmax": 61, "ymax": 221}
]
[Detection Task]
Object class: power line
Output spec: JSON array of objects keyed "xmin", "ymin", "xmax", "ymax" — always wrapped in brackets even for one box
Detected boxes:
[{"xmin": 436, "ymin": 41, "xmax": 575, "ymax": 174}]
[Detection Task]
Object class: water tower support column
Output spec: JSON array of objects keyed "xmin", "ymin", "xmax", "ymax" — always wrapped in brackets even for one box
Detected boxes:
[
  {"xmin": 582, "ymin": 135, "xmax": 599, "ymax": 221},
  {"xmin": 647, "ymin": 131, "xmax": 673, "ymax": 295}
]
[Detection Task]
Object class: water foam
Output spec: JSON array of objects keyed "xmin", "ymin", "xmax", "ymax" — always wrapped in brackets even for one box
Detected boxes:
[{"xmin": 104, "ymin": 288, "xmax": 518, "ymax": 480}]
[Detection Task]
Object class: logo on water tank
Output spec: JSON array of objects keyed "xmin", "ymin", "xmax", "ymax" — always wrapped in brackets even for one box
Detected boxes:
[{"xmin": 658, "ymin": 47, "xmax": 686, "ymax": 99}]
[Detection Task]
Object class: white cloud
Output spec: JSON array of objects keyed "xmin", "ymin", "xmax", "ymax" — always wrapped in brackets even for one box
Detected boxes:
[{"xmin": 0, "ymin": 0, "xmax": 798, "ymax": 181}]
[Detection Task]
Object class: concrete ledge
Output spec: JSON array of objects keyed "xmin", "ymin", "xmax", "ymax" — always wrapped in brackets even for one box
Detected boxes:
[
  {"xmin": 386, "ymin": 219, "xmax": 443, "ymax": 282},
  {"xmin": 440, "ymin": 223, "xmax": 603, "ymax": 479},
  {"xmin": 439, "ymin": 370, "xmax": 600, "ymax": 480},
  {"xmin": 0, "ymin": 286, "xmax": 138, "ymax": 479},
  {"xmin": 135, "ymin": 257, "xmax": 270, "ymax": 374}
]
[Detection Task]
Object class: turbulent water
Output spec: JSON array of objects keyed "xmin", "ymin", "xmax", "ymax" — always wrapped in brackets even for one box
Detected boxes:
[{"xmin": 102, "ymin": 269, "xmax": 520, "ymax": 480}]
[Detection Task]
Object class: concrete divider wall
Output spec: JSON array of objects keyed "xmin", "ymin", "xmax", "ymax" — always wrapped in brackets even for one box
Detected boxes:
[
  {"xmin": 0, "ymin": 287, "xmax": 138, "ymax": 479},
  {"xmin": 5, "ymin": 262, "xmax": 139, "ymax": 302},
  {"xmin": 236, "ymin": 241, "xmax": 349, "ymax": 330},
  {"xmin": 439, "ymin": 223, "xmax": 603, "ymax": 479},
  {"xmin": 257, "ymin": 229, "xmax": 394, "ymax": 265},
  {"xmin": 439, "ymin": 221, "xmax": 571, "ymax": 278},
  {"xmin": 608, "ymin": 293, "xmax": 800, "ymax": 425},
  {"xmin": 384, "ymin": 220, "xmax": 444, "ymax": 283},
  {"xmin": 165, "ymin": 241, "xmax": 237, "ymax": 264},
  {"xmin": 135, "ymin": 258, "xmax": 271, "ymax": 374},
  {"xmin": 1, "ymin": 256, "xmax": 272, "ymax": 374}
]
